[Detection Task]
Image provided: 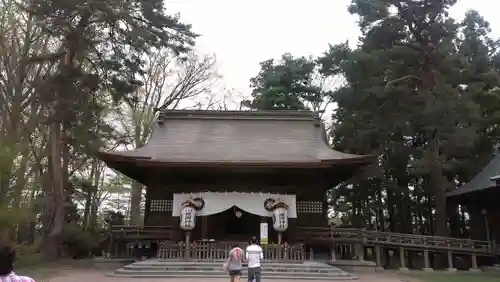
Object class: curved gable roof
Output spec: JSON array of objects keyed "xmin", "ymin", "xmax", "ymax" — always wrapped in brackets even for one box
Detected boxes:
[{"xmin": 99, "ymin": 110, "xmax": 373, "ymax": 166}]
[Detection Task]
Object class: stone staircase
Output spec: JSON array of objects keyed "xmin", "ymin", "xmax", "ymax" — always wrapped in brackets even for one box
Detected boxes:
[{"xmin": 109, "ymin": 259, "xmax": 359, "ymax": 280}]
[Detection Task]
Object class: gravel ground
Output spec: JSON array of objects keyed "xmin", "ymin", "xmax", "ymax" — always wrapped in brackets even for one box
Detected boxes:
[{"xmin": 37, "ymin": 268, "xmax": 416, "ymax": 282}]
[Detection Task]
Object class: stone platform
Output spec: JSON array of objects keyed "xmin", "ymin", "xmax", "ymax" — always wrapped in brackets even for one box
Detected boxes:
[{"xmin": 108, "ymin": 259, "xmax": 359, "ymax": 280}]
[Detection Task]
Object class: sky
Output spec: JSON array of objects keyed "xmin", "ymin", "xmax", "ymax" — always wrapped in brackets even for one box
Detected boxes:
[{"xmin": 166, "ymin": 0, "xmax": 499, "ymax": 98}]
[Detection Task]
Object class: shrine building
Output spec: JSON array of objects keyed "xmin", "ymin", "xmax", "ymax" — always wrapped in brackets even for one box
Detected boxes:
[{"xmin": 98, "ymin": 110, "xmax": 373, "ymax": 246}]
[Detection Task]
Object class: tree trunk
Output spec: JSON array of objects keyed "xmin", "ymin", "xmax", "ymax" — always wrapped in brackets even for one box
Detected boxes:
[
  {"xmin": 41, "ymin": 121, "xmax": 65, "ymax": 260},
  {"xmin": 88, "ymin": 162, "xmax": 101, "ymax": 228},
  {"xmin": 8, "ymin": 149, "xmax": 30, "ymax": 241},
  {"xmin": 430, "ymin": 164, "xmax": 447, "ymax": 237}
]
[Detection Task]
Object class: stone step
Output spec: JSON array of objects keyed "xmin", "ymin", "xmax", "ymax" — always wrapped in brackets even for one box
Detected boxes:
[
  {"xmin": 117, "ymin": 269, "xmax": 353, "ymax": 276},
  {"xmin": 124, "ymin": 265, "xmax": 345, "ymax": 273},
  {"xmin": 114, "ymin": 259, "xmax": 359, "ymax": 280},
  {"xmin": 109, "ymin": 271, "xmax": 358, "ymax": 280},
  {"xmin": 132, "ymin": 260, "xmax": 335, "ymax": 269},
  {"xmin": 120, "ymin": 267, "xmax": 348, "ymax": 274}
]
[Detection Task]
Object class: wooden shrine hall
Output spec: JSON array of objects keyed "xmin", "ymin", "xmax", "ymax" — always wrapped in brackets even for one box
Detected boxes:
[
  {"xmin": 446, "ymin": 149, "xmax": 500, "ymax": 244},
  {"xmin": 98, "ymin": 110, "xmax": 373, "ymax": 258}
]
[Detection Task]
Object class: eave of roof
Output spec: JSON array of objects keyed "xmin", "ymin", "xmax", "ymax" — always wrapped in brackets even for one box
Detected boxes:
[
  {"xmin": 446, "ymin": 153, "xmax": 500, "ymax": 198},
  {"xmin": 99, "ymin": 109, "xmax": 375, "ymax": 169},
  {"xmin": 98, "ymin": 151, "xmax": 375, "ymax": 168}
]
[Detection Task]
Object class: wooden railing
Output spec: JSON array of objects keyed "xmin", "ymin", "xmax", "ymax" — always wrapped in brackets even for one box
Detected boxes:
[
  {"xmin": 110, "ymin": 225, "xmax": 177, "ymax": 241},
  {"xmin": 297, "ymin": 226, "xmax": 499, "ymax": 255},
  {"xmin": 157, "ymin": 241, "xmax": 306, "ymax": 261}
]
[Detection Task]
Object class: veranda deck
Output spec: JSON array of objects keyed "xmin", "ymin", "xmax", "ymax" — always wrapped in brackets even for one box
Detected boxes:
[{"xmin": 107, "ymin": 224, "xmax": 499, "ymax": 270}]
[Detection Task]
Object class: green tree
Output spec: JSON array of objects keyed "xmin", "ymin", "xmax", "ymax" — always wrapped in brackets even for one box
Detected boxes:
[
  {"xmin": 249, "ymin": 53, "xmax": 325, "ymax": 111},
  {"xmin": 27, "ymin": 0, "xmax": 198, "ymax": 259},
  {"xmin": 114, "ymin": 50, "xmax": 219, "ymax": 225},
  {"xmin": 323, "ymin": 0, "xmax": 484, "ymax": 238}
]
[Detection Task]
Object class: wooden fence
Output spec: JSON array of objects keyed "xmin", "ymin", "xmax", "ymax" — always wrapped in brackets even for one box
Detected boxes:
[
  {"xmin": 298, "ymin": 227, "xmax": 499, "ymax": 255},
  {"xmin": 107, "ymin": 224, "xmax": 500, "ymax": 270},
  {"xmin": 157, "ymin": 241, "xmax": 306, "ymax": 261}
]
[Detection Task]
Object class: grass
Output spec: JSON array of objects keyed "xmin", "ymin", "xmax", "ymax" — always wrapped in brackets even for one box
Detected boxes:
[
  {"xmin": 14, "ymin": 254, "xmax": 94, "ymax": 281},
  {"xmin": 410, "ymin": 272, "xmax": 500, "ymax": 282}
]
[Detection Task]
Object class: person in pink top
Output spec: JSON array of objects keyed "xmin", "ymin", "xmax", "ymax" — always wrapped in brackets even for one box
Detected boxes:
[{"xmin": 0, "ymin": 243, "xmax": 35, "ymax": 282}]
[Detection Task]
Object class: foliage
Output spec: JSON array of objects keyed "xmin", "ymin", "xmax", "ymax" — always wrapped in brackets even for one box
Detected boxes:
[
  {"xmin": 0, "ymin": 0, "xmax": 499, "ymax": 266},
  {"xmin": 0, "ymin": 0, "xmax": 216, "ymax": 261},
  {"xmin": 248, "ymin": 53, "xmax": 337, "ymax": 117},
  {"xmin": 61, "ymin": 223, "xmax": 103, "ymax": 259},
  {"xmin": 248, "ymin": 0, "xmax": 500, "ymax": 242}
]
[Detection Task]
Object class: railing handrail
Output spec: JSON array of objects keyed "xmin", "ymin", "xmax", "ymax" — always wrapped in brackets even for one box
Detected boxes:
[
  {"xmin": 297, "ymin": 226, "xmax": 494, "ymax": 253},
  {"xmin": 297, "ymin": 226, "xmax": 490, "ymax": 244},
  {"xmin": 111, "ymin": 225, "xmax": 175, "ymax": 229}
]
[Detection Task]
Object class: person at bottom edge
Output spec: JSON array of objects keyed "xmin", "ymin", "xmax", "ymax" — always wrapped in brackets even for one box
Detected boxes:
[
  {"xmin": 0, "ymin": 242, "xmax": 35, "ymax": 282},
  {"xmin": 228, "ymin": 243, "xmax": 244, "ymax": 282},
  {"xmin": 245, "ymin": 236, "xmax": 263, "ymax": 282}
]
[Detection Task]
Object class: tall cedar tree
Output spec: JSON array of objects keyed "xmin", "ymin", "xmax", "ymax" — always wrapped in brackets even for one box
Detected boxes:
[
  {"xmin": 249, "ymin": 53, "xmax": 323, "ymax": 110},
  {"xmin": 26, "ymin": 0, "xmax": 198, "ymax": 259},
  {"xmin": 321, "ymin": 0, "xmax": 483, "ymax": 237}
]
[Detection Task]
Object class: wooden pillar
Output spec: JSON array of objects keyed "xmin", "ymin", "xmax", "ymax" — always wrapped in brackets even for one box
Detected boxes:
[
  {"xmin": 107, "ymin": 223, "xmax": 113, "ymax": 258},
  {"xmin": 185, "ymin": 231, "xmax": 191, "ymax": 259},
  {"xmin": 331, "ymin": 244, "xmax": 337, "ymax": 261},
  {"xmin": 356, "ymin": 229, "xmax": 365, "ymax": 261},
  {"xmin": 447, "ymin": 250, "xmax": 457, "ymax": 272},
  {"xmin": 399, "ymin": 247, "xmax": 409, "ymax": 272},
  {"xmin": 423, "ymin": 249, "xmax": 433, "ymax": 272},
  {"xmin": 375, "ymin": 244, "xmax": 383, "ymax": 271},
  {"xmin": 202, "ymin": 216, "xmax": 208, "ymax": 239},
  {"xmin": 288, "ymin": 218, "xmax": 297, "ymax": 243},
  {"xmin": 470, "ymin": 253, "xmax": 481, "ymax": 272}
]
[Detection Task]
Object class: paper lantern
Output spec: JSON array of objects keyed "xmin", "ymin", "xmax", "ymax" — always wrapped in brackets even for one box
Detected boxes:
[
  {"xmin": 180, "ymin": 206, "xmax": 196, "ymax": 230},
  {"xmin": 272, "ymin": 207, "xmax": 288, "ymax": 232}
]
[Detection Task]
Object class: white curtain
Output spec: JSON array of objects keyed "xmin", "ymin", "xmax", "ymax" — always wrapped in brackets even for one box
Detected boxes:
[{"xmin": 172, "ymin": 192, "xmax": 297, "ymax": 218}]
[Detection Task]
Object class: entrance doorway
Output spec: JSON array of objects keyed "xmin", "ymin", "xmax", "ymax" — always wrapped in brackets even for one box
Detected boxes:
[{"xmin": 210, "ymin": 206, "xmax": 260, "ymax": 241}]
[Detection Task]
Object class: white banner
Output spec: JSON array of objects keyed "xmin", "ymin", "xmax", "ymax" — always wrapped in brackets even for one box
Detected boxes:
[
  {"xmin": 172, "ymin": 192, "xmax": 297, "ymax": 218},
  {"xmin": 260, "ymin": 222, "xmax": 268, "ymax": 245}
]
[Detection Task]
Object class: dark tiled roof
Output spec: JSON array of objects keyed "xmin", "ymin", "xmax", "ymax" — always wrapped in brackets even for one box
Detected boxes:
[
  {"xmin": 446, "ymin": 154, "xmax": 500, "ymax": 198},
  {"xmin": 99, "ymin": 110, "xmax": 373, "ymax": 165}
]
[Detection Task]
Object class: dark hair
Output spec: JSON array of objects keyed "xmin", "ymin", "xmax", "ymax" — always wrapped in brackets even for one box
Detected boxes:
[
  {"xmin": 232, "ymin": 243, "xmax": 239, "ymax": 248},
  {"xmin": 250, "ymin": 236, "xmax": 258, "ymax": 245},
  {"xmin": 0, "ymin": 242, "xmax": 15, "ymax": 276}
]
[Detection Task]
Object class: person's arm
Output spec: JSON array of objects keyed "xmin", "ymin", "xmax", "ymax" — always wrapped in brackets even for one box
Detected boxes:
[
  {"xmin": 245, "ymin": 247, "xmax": 249, "ymax": 261},
  {"xmin": 259, "ymin": 246, "xmax": 263, "ymax": 259}
]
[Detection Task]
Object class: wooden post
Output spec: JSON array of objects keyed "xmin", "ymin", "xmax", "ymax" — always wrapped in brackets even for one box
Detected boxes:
[
  {"xmin": 423, "ymin": 249, "xmax": 433, "ymax": 272},
  {"xmin": 185, "ymin": 231, "xmax": 191, "ymax": 259},
  {"xmin": 375, "ymin": 244, "xmax": 383, "ymax": 271},
  {"xmin": 399, "ymin": 247, "xmax": 409, "ymax": 272},
  {"xmin": 355, "ymin": 244, "xmax": 364, "ymax": 261},
  {"xmin": 447, "ymin": 250, "xmax": 457, "ymax": 272},
  {"xmin": 356, "ymin": 229, "xmax": 365, "ymax": 261},
  {"xmin": 202, "ymin": 216, "xmax": 208, "ymax": 239},
  {"xmin": 470, "ymin": 253, "xmax": 481, "ymax": 272},
  {"xmin": 331, "ymin": 245, "xmax": 337, "ymax": 261},
  {"xmin": 107, "ymin": 223, "xmax": 113, "ymax": 258}
]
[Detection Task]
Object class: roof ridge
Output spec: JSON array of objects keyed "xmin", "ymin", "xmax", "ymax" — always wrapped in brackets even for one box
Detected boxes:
[{"xmin": 157, "ymin": 110, "xmax": 319, "ymax": 121}]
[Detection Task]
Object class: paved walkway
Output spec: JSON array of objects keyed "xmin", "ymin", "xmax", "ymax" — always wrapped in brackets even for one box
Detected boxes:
[{"xmin": 41, "ymin": 269, "xmax": 415, "ymax": 282}]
